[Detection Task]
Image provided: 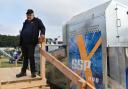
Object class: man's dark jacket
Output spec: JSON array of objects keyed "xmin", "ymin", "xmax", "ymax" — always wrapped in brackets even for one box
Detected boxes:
[{"xmin": 20, "ymin": 17, "xmax": 45, "ymax": 46}]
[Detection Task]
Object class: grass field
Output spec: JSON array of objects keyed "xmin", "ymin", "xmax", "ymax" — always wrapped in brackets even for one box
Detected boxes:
[{"xmin": 0, "ymin": 57, "xmax": 22, "ymax": 68}]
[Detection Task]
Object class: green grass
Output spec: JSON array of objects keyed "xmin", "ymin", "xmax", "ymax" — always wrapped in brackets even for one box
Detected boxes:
[{"xmin": 0, "ymin": 57, "xmax": 22, "ymax": 68}]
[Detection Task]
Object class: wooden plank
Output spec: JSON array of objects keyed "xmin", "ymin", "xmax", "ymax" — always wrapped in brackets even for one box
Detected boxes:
[
  {"xmin": 0, "ymin": 67, "xmax": 49, "ymax": 89},
  {"xmin": 39, "ymin": 48, "xmax": 95, "ymax": 89},
  {"xmin": 0, "ymin": 67, "xmax": 42, "ymax": 84},
  {"xmin": 26, "ymin": 86, "xmax": 50, "ymax": 89},
  {"xmin": 40, "ymin": 42, "xmax": 46, "ymax": 80},
  {"xmin": 0, "ymin": 82, "xmax": 1, "ymax": 89},
  {"xmin": 1, "ymin": 79, "xmax": 46, "ymax": 89}
]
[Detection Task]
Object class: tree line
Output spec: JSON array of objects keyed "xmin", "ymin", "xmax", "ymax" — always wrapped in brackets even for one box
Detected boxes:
[
  {"xmin": 0, "ymin": 34, "xmax": 20, "ymax": 47},
  {"xmin": 0, "ymin": 34, "xmax": 63, "ymax": 47}
]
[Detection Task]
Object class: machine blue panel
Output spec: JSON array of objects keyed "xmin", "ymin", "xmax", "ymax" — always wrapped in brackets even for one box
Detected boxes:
[{"xmin": 68, "ymin": 31, "xmax": 103, "ymax": 89}]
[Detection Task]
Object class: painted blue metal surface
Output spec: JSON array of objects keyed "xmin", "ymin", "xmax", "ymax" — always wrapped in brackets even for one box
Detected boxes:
[{"xmin": 68, "ymin": 31, "xmax": 103, "ymax": 89}]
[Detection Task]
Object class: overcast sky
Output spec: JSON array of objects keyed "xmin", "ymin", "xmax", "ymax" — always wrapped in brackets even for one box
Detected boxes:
[{"xmin": 0, "ymin": 0, "xmax": 128, "ymax": 39}]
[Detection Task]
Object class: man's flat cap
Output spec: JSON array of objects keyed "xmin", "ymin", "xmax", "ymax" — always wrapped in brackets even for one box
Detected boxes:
[{"xmin": 26, "ymin": 9, "xmax": 34, "ymax": 14}]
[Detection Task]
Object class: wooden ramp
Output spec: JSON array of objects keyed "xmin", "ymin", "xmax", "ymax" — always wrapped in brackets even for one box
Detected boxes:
[{"xmin": 0, "ymin": 67, "xmax": 50, "ymax": 89}]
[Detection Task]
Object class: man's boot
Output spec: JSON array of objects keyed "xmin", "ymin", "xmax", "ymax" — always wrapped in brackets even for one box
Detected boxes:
[
  {"xmin": 16, "ymin": 72, "xmax": 27, "ymax": 78},
  {"xmin": 16, "ymin": 69, "xmax": 27, "ymax": 78},
  {"xmin": 31, "ymin": 73, "xmax": 36, "ymax": 78}
]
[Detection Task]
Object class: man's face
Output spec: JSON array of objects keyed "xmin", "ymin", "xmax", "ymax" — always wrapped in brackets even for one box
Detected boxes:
[{"xmin": 26, "ymin": 13, "xmax": 34, "ymax": 21}]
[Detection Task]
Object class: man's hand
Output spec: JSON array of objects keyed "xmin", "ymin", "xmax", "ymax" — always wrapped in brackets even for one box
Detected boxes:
[{"xmin": 38, "ymin": 35, "xmax": 45, "ymax": 44}]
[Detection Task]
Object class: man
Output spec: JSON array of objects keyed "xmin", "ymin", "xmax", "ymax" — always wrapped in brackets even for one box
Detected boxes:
[{"xmin": 16, "ymin": 9, "xmax": 45, "ymax": 78}]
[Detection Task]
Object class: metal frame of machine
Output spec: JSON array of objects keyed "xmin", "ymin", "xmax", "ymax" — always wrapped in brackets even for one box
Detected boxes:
[{"xmin": 63, "ymin": 0, "xmax": 128, "ymax": 89}]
